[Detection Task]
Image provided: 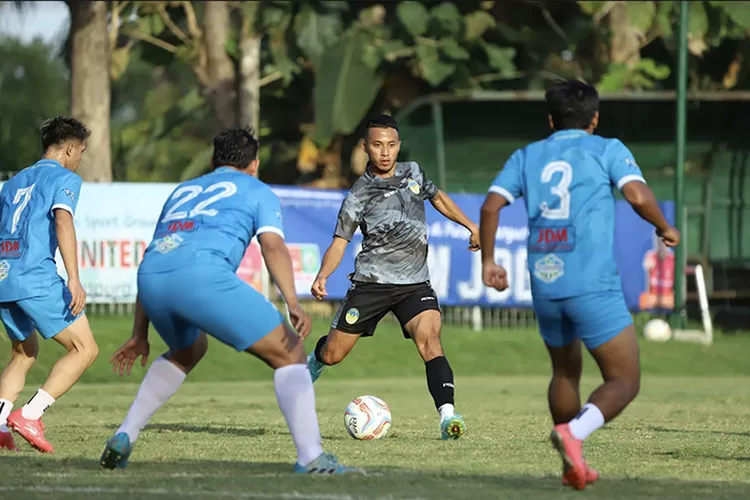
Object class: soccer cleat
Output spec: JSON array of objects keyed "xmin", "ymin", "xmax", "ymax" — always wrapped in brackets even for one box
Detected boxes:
[
  {"xmin": 0, "ymin": 430, "xmax": 19, "ymax": 451},
  {"xmin": 440, "ymin": 413, "xmax": 466, "ymax": 440},
  {"xmin": 293, "ymin": 452, "xmax": 364, "ymax": 475},
  {"xmin": 550, "ymin": 423, "xmax": 587, "ymax": 490},
  {"xmin": 563, "ymin": 463, "xmax": 599, "ymax": 486},
  {"xmin": 7, "ymin": 409, "xmax": 53, "ymax": 453},
  {"xmin": 306, "ymin": 351, "xmax": 325, "ymax": 383},
  {"xmin": 100, "ymin": 432, "xmax": 133, "ymax": 470}
]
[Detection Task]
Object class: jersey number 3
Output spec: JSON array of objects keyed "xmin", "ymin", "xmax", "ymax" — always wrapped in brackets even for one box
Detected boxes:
[
  {"xmin": 161, "ymin": 181, "xmax": 238, "ymax": 222},
  {"xmin": 539, "ymin": 161, "xmax": 572, "ymax": 220}
]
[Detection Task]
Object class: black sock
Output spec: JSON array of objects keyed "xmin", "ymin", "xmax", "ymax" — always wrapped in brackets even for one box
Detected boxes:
[
  {"xmin": 314, "ymin": 336, "xmax": 328, "ymax": 364},
  {"xmin": 425, "ymin": 356, "xmax": 454, "ymax": 411}
]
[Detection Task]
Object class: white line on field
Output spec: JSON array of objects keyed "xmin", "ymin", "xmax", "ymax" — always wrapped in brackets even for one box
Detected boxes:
[{"xmin": 0, "ymin": 486, "xmax": 422, "ymax": 500}]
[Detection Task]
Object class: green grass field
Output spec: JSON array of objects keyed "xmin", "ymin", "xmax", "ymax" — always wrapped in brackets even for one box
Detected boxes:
[{"xmin": 0, "ymin": 315, "xmax": 749, "ymax": 500}]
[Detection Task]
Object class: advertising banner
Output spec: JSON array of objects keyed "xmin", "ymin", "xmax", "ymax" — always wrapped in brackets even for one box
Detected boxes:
[{"xmin": 0, "ymin": 182, "xmax": 673, "ymax": 310}]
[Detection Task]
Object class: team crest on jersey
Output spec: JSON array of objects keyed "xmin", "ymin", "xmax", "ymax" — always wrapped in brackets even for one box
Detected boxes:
[
  {"xmin": 345, "ymin": 308, "xmax": 360, "ymax": 324},
  {"xmin": 407, "ymin": 178, "xmax": 420, "ymax": 195},
  {"xmin": 155, "ymin": 234, "xmax": 184, "ymax": 254},
  {"xmin": 0, "ymin": 260, "xmax": 10, "ymax": 282},
  {"xmin": 623, "ymin": 158, "xmax": 639, "ymax": 170},
  {"xmin": 534, "ymin": 254, "xmax": 564, "ymax": 284}
]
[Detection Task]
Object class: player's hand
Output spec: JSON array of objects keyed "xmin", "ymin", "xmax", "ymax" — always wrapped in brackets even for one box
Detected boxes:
[
  {"xmin": 311, "ymin": 276, "xmax": 328, "ymax": 300},
  {"xmin": 110, "ymin": 336, "xmax": 150, "ymax": 376},
  {"xmin": 67, "ymin": 278, "xmax": 87, "ymax": 316},
  {"xmin": 657, "ymin": 226, "xmax": 680, "ymax": 248},
  {"xmin": 482, "ymin": 262, "xmax": 509, "ymax": 291},
  {"xmin": 287, "ymin": 304, "xmax": 312, "ymax": 339},
  {"xmin": 468, "ymin": 225, "xmax": 481, "ymax": 252}
]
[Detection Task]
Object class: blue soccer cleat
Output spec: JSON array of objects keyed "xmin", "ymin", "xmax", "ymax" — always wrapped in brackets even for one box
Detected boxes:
[
  {"xmin": 100, "ymin": 432, "xmax": 133, "ymax": 470},
  {"xmin": 293, "ymin": 452, "xmax": 364, "ymax": 475},
  {"xmin": 307, "ymin": 351, "xmax": 325, "ymax": 383},
  {"xmin": 441, "ymin": 413, "xmax": 466, "ymax": 440}
]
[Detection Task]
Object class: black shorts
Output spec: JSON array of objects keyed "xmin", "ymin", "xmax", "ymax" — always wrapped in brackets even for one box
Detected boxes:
[{"xmin": 331, "ymin": 281, "xmax": 441, "ymax": 338}]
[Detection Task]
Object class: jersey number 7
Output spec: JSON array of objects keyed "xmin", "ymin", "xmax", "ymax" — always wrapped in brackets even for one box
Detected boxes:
[
  {"xmin": 539, "ymin": 161, "xmax": 572, "ymax": 220},
  {"xmin": 12, "ymin": 185, "xmax": 35, "ymax": 234},
  {"xmin": 161, "ymin": 181, "xmax": 238, "ymax": 223}
]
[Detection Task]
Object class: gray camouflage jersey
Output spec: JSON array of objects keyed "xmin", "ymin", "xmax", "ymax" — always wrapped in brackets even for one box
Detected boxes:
[{"xmin": 334, "ymin": 161, "xmax": 438, "ymax": 284}]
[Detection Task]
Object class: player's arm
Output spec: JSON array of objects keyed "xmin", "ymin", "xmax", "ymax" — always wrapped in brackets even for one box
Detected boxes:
[
  {"xmin": 429, "ymin": 191, "xmax": 480, "ymax": 251},
  {"xmin": 311, "ymin": 192, "xmax": 363, "ymax": 299},
  {"xmin": 609, "ymin": 141, "xmax": 680, "ymax": 247},
  {"xmin": 256, "ymin": 190, "xmax": 312, "ymax": 337},
  {"xmin": 132, "ymin": 296, "xmax": 150, "ymax": 339},
  {"xmin": 315, "ymin": 237, "xmax": 349, "ymax": 283},
  {"xmin": 52, "ymin": 175, "xmax": 86, "ymax": 316},
  {"xmin": 479, "ymin": 151, "xmax": 524, "ymax": 291},
  {"xmin": 258, "ymin": 232, "xmax": 298, "ymax": 307}
]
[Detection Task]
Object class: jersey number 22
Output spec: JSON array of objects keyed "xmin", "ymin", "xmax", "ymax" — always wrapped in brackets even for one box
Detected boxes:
[
  {"xmin": 539, "ymin": 161, "xmax": 572, "ymax": 220},
  {"xmin": 161, "ymin": 181, "xmax": 238, "ymax": 222}
]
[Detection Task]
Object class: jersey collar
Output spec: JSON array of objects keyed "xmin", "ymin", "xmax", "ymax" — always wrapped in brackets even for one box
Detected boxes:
[
  {"xmin": 214, "ymin": 166, "xmax": 238, "ymax": 174},
  {"xmin": 364, "ymin": 162, "xmax": 403, "ymax": 182},
  {"xmin": 548, "ymin": 130, "xmax": 589, "ymax": 141},
  {"xmin": 36, "ymin": 159, "xmax": 63, "ymax": 168}
]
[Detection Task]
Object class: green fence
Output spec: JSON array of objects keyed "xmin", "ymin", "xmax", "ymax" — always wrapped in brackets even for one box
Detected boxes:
[{"xmin": 396, "ymin": 93, "xmax": 750, "ymax": 269}]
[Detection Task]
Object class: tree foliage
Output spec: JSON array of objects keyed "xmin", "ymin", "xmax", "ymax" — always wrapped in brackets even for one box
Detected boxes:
[{"xmin": 4, "ymin": 0, "xmax": 750, "ymax": 184}]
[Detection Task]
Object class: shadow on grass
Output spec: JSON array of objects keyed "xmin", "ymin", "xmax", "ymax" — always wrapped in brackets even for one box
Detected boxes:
[
  {"xmin": 649, "ymin": 425, "xmax": 750, "ymax": 438},
  {"xmin": 0, "ymin": 456, "xmax": 749, "ymax": 499},
  {"xmin": 102, "ymin": 422, "xmax": 267, "ymax": 438}
]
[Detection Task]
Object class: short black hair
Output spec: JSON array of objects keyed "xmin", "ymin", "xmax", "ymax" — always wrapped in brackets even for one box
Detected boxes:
[
  {"xmin": 545, "ymin": 80, "xmax": 599, "ymax": 130},
  {"xmin": 40, "ymin": 116, "xmax": 90, "ymax": 151},
  {"xmin": 365, "ymin": 114, "xmax": 399, "ymax": 137},
  {"xmin": 212, "ymin": 127, "xmax": 259, "ymax": 169}
]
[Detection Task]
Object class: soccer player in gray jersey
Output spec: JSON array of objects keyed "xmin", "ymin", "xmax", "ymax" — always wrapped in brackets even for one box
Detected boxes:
[{"xmin": 307, "ymin": 115, "xmax": 480, "ymax": 440}]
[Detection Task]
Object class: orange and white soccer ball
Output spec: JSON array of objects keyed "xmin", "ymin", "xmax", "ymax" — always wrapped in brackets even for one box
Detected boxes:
[{"xmin": 343, "ymin": 395, "xmax": 392, "ymax": 440}]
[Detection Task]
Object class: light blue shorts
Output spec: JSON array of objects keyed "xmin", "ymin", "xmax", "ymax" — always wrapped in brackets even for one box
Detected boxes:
[
  {"xmin": 138, "ymin": 266, "xmax": 284, "ymax": 352},
  {"xmin": 533, "ymin": 290, "xmax": 633, "ymax": 350},
  {"xmin": 1, "ymin": 278, "xmax": 82, "ymax": 341}
]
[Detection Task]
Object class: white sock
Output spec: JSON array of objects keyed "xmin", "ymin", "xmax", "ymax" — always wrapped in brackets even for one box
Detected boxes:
[
  {"xmin": 21, "ymin": 389, "xmax": 55, "ymax": 420},
  {"xmin": 116, "ymin": 357, "xmax": 186, "ymax": 443},
  {"xmin": 0, "ymin": 399, "xmax": 12, "ymax": 432},
  {"xmin": 568, "ymin": 403, "xmax": 605, "ymax": 440},
  {"xmin": 438, "ymin": 403, "xmax": 455, "ymax": 419},
  {"xmin": 274, "ymin": 364, "xmax": 324, "ymax": 467}
]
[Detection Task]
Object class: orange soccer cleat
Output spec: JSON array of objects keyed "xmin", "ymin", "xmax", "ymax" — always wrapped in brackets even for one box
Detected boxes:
[
  {"xmin": 550, "ymin": 423, "xmax": 587, "ymax": 490},
  {"xmin": 7, "ymin": 409, "xmax": 53, "ymax": 453},
  {"xmin": 562, "ymin": 463, "xmax": 599, "ymax": 486}
]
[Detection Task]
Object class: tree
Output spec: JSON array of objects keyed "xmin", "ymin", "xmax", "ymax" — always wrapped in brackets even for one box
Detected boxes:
[
  {"xmin": 68, "ymin": 1, "xmax": 112, "ymax": 181},
  {"xmin": 0, "ymin": 38, "xmax": 69, "ymax": 172}
]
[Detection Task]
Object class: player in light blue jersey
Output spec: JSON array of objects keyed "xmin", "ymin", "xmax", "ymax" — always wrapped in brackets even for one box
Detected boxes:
[
  {"xmin": 101, "ymin": 128, "xmax": 360, "ymax": 475},
  {"xmin": 0, "ymin": 117, "xmax": 99, "ymax": 454},
  {"xmin": 479, "ymin": 81, "xmax": 679, "ymax": 490}
]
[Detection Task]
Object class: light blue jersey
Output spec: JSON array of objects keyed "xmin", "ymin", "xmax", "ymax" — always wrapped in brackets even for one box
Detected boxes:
[
  {"xmin": 0, "ymin": 159, "xmax": 82, "ymax": 302},
  {"xmin": 139, "ymin": 167, "xmax": 284, "ymax": 275},
  {"xmin": 490, "ymin": 130, "xmax": 646, "ymax": 300},
  {"xmin": 137, "ymin": 166, "xmax": 286, "ymax": 353}
]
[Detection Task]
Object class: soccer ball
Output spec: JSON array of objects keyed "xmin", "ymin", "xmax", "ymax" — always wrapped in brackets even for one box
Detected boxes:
[
  {"xmin": 343, "ymin": 395, "xmax": 392, "ymax": 440},
  {"xmin": 643, "ymin": 319, "xmax": 672, "ymax": 342}
]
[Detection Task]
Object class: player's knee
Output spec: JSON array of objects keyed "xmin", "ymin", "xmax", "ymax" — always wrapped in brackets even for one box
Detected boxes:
[
  {"xmin": 10, "ymin": 349, "xmax": 37, "ymax": 369},
  {"xmin": 79, "ymin": 338, "xmax": 99, "ymax": 367},
  {"xmin": 414, "ymin": 332, "xmax": 443, "ymax": 361},
  {"xmin": 319, "ymin": 346, "xmax": 344, "ymax": 366}
]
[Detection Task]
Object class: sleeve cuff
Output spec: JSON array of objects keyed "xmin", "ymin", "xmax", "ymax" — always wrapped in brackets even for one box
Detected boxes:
[
  {"xmin": 51, "ymin": 204, "xmax": 74, "ymax": 216},
  {"xmin": 257, "ymin": 226, "xmax": 285, "ymax": 238},
  {"xmin": 616, "ymin": 175, "xmax": 646, "ymax": 190},
  {"xmin": 489, "ymin": 185, "xmax": 515, "ymax": 204}
]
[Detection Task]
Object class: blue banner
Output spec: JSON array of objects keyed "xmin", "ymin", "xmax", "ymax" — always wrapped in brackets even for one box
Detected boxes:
[{"xmin": 272, "ymin": 186, "xmax": 675, "ymax": 311}]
